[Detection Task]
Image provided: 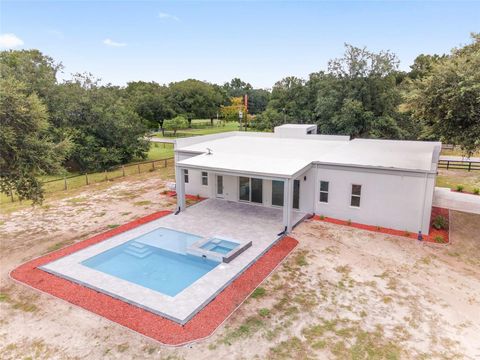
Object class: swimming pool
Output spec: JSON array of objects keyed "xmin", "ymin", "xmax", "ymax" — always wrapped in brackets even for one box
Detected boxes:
[{"xmin": 81, "ymin": 227, "xmax": 219, "ymax": 297}]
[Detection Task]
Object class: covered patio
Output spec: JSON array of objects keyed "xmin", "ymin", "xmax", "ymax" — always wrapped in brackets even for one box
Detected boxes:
[{"xmin": 175, "ymin": 151, "xmax": 313, "ymax": 232}]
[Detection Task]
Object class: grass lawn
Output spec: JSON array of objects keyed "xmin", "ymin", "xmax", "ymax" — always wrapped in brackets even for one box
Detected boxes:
[
  {"xmin": 152, "ymin": 120, "xmax": 255, "ymax": 138},
  {"xmin": 440, "ymin": 147, "xmax": 480, "ymax": 157},
  {"xmin": 145, "ymin": 142, "xmax": 174, "ymax": 160},
  {"xmin": 0, "ymin": 143, "xmax": 175, "ymax": 207},
  {"xmin": 436, "ymin": 169, "xmax": 480, "ymax": 193}
]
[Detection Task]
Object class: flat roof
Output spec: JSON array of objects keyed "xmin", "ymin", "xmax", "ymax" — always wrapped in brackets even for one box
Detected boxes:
[
  {"xmin": 176, "ymin": 132, "xmax": 440, "ymax": 176},
  {"xmin": 275, "ymin": 124, "xmax": 317, "ymax": 129}
]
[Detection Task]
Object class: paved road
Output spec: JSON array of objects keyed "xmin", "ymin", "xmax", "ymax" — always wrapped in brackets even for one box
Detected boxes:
[
  {"xmin": 433, "ymin": 187, "xmax": 480, "ymax": 214},
  {"xmin": 439, "ymin": 155, "xmax": 480, "ymax": 162}
]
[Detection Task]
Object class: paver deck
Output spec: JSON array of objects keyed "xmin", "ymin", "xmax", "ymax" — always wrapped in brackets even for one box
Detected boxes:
[{"xmin": 36, "ymin": 200, "xmax": 306, "ymax": 324}]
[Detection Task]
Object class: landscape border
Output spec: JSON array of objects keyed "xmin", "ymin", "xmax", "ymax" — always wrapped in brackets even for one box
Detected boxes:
[{"xmin": 10, "ymin": 210, "xmax": 298, "ymax": 346}]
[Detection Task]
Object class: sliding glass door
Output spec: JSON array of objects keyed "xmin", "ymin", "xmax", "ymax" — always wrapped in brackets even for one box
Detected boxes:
[
  {"xmin": 239, "ymin": 177, "xmax": 250, "ymax": 201},
  {"xmin": 239, "ymin": 177, "xmax": 263, "ymax": 203},
  {"xmin": 251, "ymin": 178, "xmax": 263, "ymax": 203}
]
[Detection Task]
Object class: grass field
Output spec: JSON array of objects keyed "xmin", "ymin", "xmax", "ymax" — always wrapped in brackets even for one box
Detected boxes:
[
  {"xmin": 152, "ymin": 120, "xmax": 252, "ymax": 138},
  {"xmin": 440, "ymin": 147, "xmax": 480, "ymax": 157},
  {"xmin": 0, "ymin": 143, "xmax": 175, "ymax": 208},
  {"xmin": 436, "ymin": 169, "xmax": 480, "ymax": 193}
]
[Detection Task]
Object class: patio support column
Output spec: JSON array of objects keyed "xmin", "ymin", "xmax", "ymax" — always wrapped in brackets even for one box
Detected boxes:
[
  {"xmin": 283, "ymin": 178, "xmax": 293, "ymax": 232},
  {"xmin": 175, "ymin": 166, "xmax": 186, "ymax": 212}
]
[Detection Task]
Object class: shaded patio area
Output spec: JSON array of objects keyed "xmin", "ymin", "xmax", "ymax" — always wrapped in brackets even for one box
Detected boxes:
[{"xmin": 161, "ymin": 198, "xmax": 307, "ymax": 244}]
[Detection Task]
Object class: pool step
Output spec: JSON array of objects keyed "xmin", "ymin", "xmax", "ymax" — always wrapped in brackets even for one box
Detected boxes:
[{"xmin": 124, "ymin": 241, "xmax": 153, "ymax": 258}]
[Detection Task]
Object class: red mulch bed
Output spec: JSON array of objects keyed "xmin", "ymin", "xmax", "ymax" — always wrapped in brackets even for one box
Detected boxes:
[
  {"xmin": 165, "ymin": 190, "xmax": 205, "ymax": 201},
  {"xmin": 10, "ymin": 210, "xmax": 298, "ymax": 345},
  {"xmin": 312, "ymin": 206, "xmax": 449, "ymax": 244}
]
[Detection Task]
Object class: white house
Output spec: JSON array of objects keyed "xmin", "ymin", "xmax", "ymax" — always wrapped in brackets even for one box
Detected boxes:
[{"xmin": 174, "ymin": 124, "xmax": 441, "ymax": 235}]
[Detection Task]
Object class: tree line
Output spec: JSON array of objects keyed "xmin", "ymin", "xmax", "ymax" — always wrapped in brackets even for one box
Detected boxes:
[{"xmin": 1, "ymin": 34, "xmax": 478, "ymax": 203}]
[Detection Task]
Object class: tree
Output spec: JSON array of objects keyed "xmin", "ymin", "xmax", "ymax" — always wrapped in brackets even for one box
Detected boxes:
[
  {"xmin": 51, "ymin": 74, "xmax": 150, "ymax": 171},
  {"xmin": 407, "ymin": 54, "xmax": 446, "ymax": 80},
  {"xmin": 168, "ymin": 79, "xmax": 224, "ymax": 126},
  {"xmin": 254, "ymin": 108, "xmax": 285, "ymax": 131},
  {"xmin": 125, "ymin": 81, "xmax": 174, "ymax": 129},
  {"xmin": 220, "ymin": 97, "xmax": 247, "ymax": 122},
  {"xmin": 407, "ymin": 34, "xmax": 480, "ymax": 155},
  {"xmin": 162, "ymin": 116, "xmax": 189, "ymax": 136},
  {"xmin": 223, "ymin": 78, "xmax": 270, "ymax": 114},
  {"xmin": 268, "ymin": 76, "xmax": 311, "ymax": 122},
  {"xmin": 0, "ymin": 50, "xmax": 61, "ymax": 107},
  {"xmin": 0, "ymin": 77, "xmax": 69, "ymax": 203}
]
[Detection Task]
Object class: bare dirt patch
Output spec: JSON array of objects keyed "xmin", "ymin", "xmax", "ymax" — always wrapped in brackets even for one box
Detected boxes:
[{"xmin": 1, "ymin": 173, "xmax": 479, "ymax": 359}]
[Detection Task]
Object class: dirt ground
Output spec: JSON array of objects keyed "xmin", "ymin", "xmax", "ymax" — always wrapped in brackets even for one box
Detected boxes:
[{"xmin": 1, "ymin": 171, "xmax": 479, "ymax": 359}]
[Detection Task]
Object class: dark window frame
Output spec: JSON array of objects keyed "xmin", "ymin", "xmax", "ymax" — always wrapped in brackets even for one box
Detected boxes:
[
  {"xmin": 201, "ymin": 171, "xmax": 208, "ymax": 186},
  {"xmin": 319, "ymin": 180, "xmax": 329, "ymax": 203},
  {"xmin": 350, "ymin": 184, "xmax": 362, "ymax": 207}
]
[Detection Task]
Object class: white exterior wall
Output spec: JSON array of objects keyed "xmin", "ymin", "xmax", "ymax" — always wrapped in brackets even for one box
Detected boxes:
[{"xmin": 314, "ymin": 165, "xmax": 434, "ymax": 234}]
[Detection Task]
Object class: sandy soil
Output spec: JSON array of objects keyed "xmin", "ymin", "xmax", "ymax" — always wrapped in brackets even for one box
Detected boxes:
[{"xmin": 1, "ymin": 171, "xmax": 479, "ymax": 359}]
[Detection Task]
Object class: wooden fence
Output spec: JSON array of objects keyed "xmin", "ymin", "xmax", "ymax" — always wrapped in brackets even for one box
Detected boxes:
[
  {"xmin": 4, "ymin": 157, "xmax": 175, "ymax": 203},
  {"xmin": 438, "ymin": 159, "xmax": 480, "ymax": 171}
]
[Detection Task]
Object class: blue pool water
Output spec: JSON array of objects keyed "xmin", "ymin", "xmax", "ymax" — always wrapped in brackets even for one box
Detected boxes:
[
  {"xmin": 81, "ymin": 228, "xmax": 219, "ymax": 297},
  {"xmin": 201, "ymin": 239, "xmax": 240, "ymax": 255}
]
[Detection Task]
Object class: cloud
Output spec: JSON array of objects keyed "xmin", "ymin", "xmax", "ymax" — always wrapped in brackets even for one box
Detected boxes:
[
  {"xmin": 103, "ymin": 38, "xmax": 127, "ymax": 47},
  {"xmin": 0, "ymin": 33, "xmax": 24, "ymax": 49},
  {"xmin": 158, "ymin": 12, "xmax": 179, "ymax": 21}
]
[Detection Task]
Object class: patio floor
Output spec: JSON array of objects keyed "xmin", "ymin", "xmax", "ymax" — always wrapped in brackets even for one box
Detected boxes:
[{"xmin": 39, "ymin": 199, "xmax": 306, "ymax": 324}]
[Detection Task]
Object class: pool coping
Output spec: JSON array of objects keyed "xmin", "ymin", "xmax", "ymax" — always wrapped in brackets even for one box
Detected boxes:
[{"xmin": 10, "ymin": 210, "xmax": 299, "ymax": 345}]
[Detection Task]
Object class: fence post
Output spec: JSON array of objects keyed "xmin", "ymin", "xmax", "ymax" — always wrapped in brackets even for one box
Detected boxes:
[
  {"xmin": 10, "ymin": 189, "xmax": 14, "ymax": 202},
  {"xmin": 122, "ymin": 165, "xmax": 125, "ymax": 177},
  {"xmin": 164, "ymin": 159, "xmax": 167, "ymax": 168},
  {"xmin": 152, "ymin": 161, "xmax": 155, "ymax": 170},
  {"xmin": 138, "ymin": 164, "xmax": 140, "ymax": 174},
  {"xmin": 64, "ymin": 176, "xmax": 67, "ymax": 190},
  {"xmin": 85, "ymin": 173, "xmax": 89, "ymax": 185},
  {"xmin": 468, "ymin": 162, "xmax": 471, "ymax": 172},
  {"xmin": 447, "ymin": 161, "xmax": 449, "ymax": 170}
]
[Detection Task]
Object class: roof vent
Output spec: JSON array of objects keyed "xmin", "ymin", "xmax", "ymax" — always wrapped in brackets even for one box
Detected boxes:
[{"xmin": 206, "ymin": 148, "xmax": 213, "ymax": 155}]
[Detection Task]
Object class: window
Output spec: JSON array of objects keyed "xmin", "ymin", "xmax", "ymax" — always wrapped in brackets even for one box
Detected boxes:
[
  {"xmin": 201, "ymin": 171, "xmax": 208, "ymax": 186},
  {"xmin": 293, "ymin": 180, "xmax": 300, "ymax": 209},
  {"xmin": 319, "ymin": 181, "xmax": 329, "ymax": 203},
  {"xmin": 272, "ymin": 180, "xmax": 284, "ymax": 206},
  {"xmin": 350, "ymin": 184, "xmax": 361, "ymax": 207},
  {"xmin": 183, "ymin": 169, "xmax": 189, "ymax": 183}
]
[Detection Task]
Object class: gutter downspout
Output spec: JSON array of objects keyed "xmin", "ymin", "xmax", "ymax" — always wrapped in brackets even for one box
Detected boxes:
[{"xmin": 419, "ymin": 172, "xmax": 429, "ymax": 235}]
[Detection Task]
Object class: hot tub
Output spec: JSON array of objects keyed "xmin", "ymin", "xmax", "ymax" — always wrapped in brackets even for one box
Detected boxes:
[{"xmin": 187, "ymin": 237, "xmax": 252, "ymax": 263}]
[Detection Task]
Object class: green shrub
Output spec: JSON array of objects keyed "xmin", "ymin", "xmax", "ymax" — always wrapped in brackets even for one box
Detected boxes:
[
  {"xmin": 432, "ymin": 215, "xmax": 448, "ymax": 230},
  {"xmin": 347, "ymin": 219, "xmax": 352, "ymax": 225},
  {"xmin": 434, "ymin": 235, "xmax": 446, "ymax": 243},
  {"xmin": 455, "ymin": 185, "xmax": 464, "ymax": 192},
  {"xmin": 473, "ymin": 188, "xmax": 479, "ymax": 195},
  {"xmin": 404, "ymin": 231, "xmax": 411, "ymax": 237},
  {"xmin": 319, "ymin": 215, "xmax": 325, "ymax": 220}
]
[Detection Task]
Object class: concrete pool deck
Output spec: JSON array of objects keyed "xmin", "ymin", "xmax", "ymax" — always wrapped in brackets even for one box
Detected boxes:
[{"xmin": 39, "ymin": 199, "xmax": 307, "ymax": 324}]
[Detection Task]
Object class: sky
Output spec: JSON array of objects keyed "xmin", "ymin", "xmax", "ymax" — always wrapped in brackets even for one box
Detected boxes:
[{"xmin": 1, "ymin": 1, "xmax": 479, "ymax": 88}]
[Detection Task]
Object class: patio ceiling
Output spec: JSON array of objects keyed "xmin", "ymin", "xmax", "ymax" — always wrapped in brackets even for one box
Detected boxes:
[{"xmin": 177, "ymin": 152, "xmax": 312, "ymax": 179}]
